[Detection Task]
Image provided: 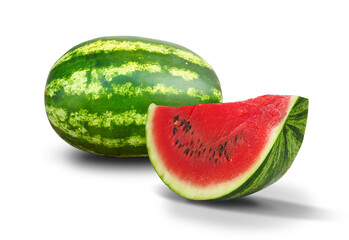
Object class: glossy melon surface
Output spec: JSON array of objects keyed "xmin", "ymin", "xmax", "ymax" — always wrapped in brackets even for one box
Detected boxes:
[{"xmin": 45, "ymin": 36, "xmax": 222, "ymax": 157}]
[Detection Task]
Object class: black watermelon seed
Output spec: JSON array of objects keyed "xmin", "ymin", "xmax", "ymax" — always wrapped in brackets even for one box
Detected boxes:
[
  {"xmin": 198, "ymin": 151, "xmax": 201, "ymax": 156},
  {"xmin": 225, "ymin": 150, "xmax": 229, "ymax": 161},
  {"xmin": 218, "ymin": 144, "xmax": 223, "ymax": 153},
  {"xmin": 200, "ymin": 143, "xmax": 203, "ymax": 148},
  {"xmin": 224, "ymin": 141, "xmax": 227, "ymax": 148},
  {"xmin": 215, "ymin": 158, "xmax": 218, "ymax": 164},
  {"xmin": 209, "ymin": 157, "xmax": 211, "ymax": 161},
  {"xmin": 212, "ymin": 151, "xmax": 215, "ymax": 157},
  {"xmin": 209, "ymin": 148, "xmax": 212, "ymax": 153},
  {"xmin": 180, "ymin": 119, "xmax": 186, "ymax": 126},
  {"xmin": 173, "ymin": 128, "xmax": 177, "ymax": 135},
  {"xmin": 190, "ymin": 150, "xmax": 194, "ymax": 157},
  {"xmin": 173, "ymin": 115, "xmax": 179, "ymax": 124},
  {"xmin": 185, "ymin": 121, "xmax": 190, "ymax": 126},
  {"xmin": 203, "ymin": 148, "xmax": 206, "ymax": 153},
  {"xmin": 235, "ymin": 135, "xmax": 238, "ymax": 143},
  {"xmin": 191, "ymin": 131, "xmax": 195, "ymax": 135},
  {"xmin": 184, "ymin": 148, "xmax": 189, "ymax": 155},
  {"xmin": 197, "ymin": 139, "xmax": 200, "ymax": 144},
  {"xmin": 175, "ymin": 140, "xmax": 179, "ymax": 145},
  {"xmin": 178, "ymin": 144, "xmax": 182, "ymax": 149},
  {"xmin": 185, "ymin": 125, "xmax": 191, "ymax": 133}
]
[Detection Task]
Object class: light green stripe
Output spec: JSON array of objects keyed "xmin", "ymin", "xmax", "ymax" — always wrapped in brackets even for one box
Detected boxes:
[
  {"xmin": 46, "ymin": 106, "xmax": 147, "ymax": 128},
  {"xmin": 168, "ymin": 68, "xmax": 199, "ymax": 81},
  {"xmin": 46, "ymin": 73, "xmax": 221, "ymax": 102},
  {"xmin": 46, "ymin": 77, "xmax": 183, "ymax": 99},
  {"xmin": 46, "ymin": 61, "xmax": 201, "ymax": 98},
  {"xmin": 47, "ymin": 62, "xmax": 162, "ymax": 97},
  {"xmin": 187, "ymin": 87, "xmax": 222, "ymax": 102},
  {"xmin": 112, "ymin": 82, "xmax": 183, "ymax": 96},
  {"xmin": 46, "ymin": 106, "xmax": 146, "ymax": 148},
  {"xmin": 46, "ymin": 69, "xmax": 221, "ymax": 101},
  {"xmin": 100, "ymin": 62, "xmax": 162, "ymax": 82},
  {"xmin": 52, "ymin": 40, "xmax": 212, "ymax": 70},
  {"xmin": 69, "ymin": 109, "xmax": 147, "ymax": 127},
  {"xmin": 46, "ymin": 69, "xmax": 91, "ymax": 97},
  {"xmin": 102, "ymin": 135, "xmax": 146, "ymax": 148}
]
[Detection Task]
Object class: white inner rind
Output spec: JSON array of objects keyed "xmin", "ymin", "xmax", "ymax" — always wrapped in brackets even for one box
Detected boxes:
[{"xmin": 146, "ymin": 96, "xmax": 299, "ymax": 200}]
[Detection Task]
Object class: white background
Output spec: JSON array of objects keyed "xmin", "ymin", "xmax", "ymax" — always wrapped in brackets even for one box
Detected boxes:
[{"xmin": 1, "ymin": 0, "xmax": 348, "ymax": 239}]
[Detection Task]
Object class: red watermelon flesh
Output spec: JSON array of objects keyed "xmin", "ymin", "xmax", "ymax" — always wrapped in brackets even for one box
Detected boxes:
[{"xmin": 146, "ymin": 95, "xmax": 308, "ymax": 200}]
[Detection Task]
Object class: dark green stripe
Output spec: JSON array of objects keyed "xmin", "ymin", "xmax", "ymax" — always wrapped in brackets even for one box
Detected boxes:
[
  {"xmin": 51, "ymin": 123, "xmax": 147, "ymax": 157},
  {"xmin": 286, "ymin": 123, "xmax": 304, "ymax": 143},
  {"xmin": 287, "ymin": 109, "xmax": 308, "ymax": 120}
]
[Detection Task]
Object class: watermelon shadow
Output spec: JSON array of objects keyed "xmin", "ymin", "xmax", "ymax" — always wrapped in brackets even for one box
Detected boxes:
[
  {"xmin": 156, "ymin": 185, "xmax": 335, "ymax": 226},
  {"xmin": 66, "ymin": 148, "xmax": 153, "ymax": 171}
]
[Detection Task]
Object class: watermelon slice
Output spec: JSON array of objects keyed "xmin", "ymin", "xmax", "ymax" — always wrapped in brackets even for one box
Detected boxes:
[{"xmin": 146, "ymin": 95, "xmax": 308, "ymax": 200}]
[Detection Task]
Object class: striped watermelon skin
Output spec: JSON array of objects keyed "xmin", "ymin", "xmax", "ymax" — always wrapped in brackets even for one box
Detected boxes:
[
  {"xmin": 45, "ymin": 36, "xmax": 222, "ymax": 157},
  {"xmin": 217, "ymin": 97, "xmax": 308, "ymax": 200}
]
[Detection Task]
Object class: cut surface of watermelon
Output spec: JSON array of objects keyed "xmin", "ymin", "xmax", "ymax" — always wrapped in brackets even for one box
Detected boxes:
[{"xmin": 146, "ymin": 95, "xmax": 308, "ymax": 200}]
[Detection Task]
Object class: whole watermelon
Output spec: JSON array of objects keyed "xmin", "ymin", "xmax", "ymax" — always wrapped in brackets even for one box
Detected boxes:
[{"xmin": 45, "ymin": 36, "xmax": 222, "ymax": 157}]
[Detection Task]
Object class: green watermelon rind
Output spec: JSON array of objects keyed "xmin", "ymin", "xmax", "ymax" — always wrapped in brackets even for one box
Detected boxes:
[
  {"xmin": 146, "ymin": 96, "xmax": 308, "ymax": 200},
  {"xmin": 216, "ymin": 96, "xmax": 308, "ymax": 200}
]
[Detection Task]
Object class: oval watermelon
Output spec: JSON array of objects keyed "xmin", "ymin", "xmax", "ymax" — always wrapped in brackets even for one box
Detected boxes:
[
  {"xmin": 146, "ymin": 95, "xmax": 308, "ymax": 200},
  {"xmin": 45, "ymin": 36, "xmax": 222, "ymax": 157}
]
